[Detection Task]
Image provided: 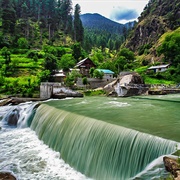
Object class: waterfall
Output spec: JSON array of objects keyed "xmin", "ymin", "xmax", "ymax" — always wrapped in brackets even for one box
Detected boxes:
[
  {"xmin": 2, "ymin": 102, "xmax": 40, "ymax": 128},
  {"xmin": 30, "ymin": 104, "xmax": 178, "ymax": 180}
]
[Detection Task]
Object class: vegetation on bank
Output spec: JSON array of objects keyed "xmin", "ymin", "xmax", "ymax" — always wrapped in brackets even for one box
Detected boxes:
[{"xmin": 0, "ymin": 0, "xmax": 180, "ymax": 97}]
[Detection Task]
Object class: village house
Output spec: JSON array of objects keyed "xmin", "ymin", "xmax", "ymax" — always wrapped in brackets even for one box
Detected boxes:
[
  {"xmin": 75, "ymin": 57, "xmax": 96, "ymax": 77},
  {"xmin": 97, "ymin": 69, "xmax": 115, "ymax": 81},
  {"xmin": 53, "ymin": 70, "xmax": 66, "ymax": 82},
  {"xmin": 147, "ymin": 64, "xmax": 170, "ymax": 73}
]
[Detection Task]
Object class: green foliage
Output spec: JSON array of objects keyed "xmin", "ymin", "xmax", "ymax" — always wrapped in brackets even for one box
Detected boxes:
[
  {"xmin": 43, "ymin": 45, "xmax": 66, "ymax": 58},
  {"xmin": 64, "ymin": 69, "xmax": 81, "ymax": 87},
  {"xmin": 11, "ymin": 48, "xmax": 29, "ymax": 54},
  {"xmin": 17, "ymin": 38, "xmax": 29, "ymax": 49},
  {"xmin": 37, "ymin": 70, "xmax": 51, "ymax": 83},
  {"xmin": 0, "ymin": 76, "xmax": 39, "ymax": 96},
  {"xmin": 58, "ymin": 54, "xmax": 75, "ymax": 71},
  {"xmin": 72, "ymin": 43, "xmax": 83, "ymax": 61},
  {"xmin": 1, "ymin": 46, "xmax": 11, "ymax": 64},
  {"xmin": 82, "ymin": 77, "xmax": 88, "ymax": 85},
  {"xmin": 90, "ymin": 48, "xmax": 104, "ymax": 65},
  {"xmin": 44, "ymin": 53, "xmax": 58, "ymax": 75},
  {"xmin": 89, "ymin": 67, "xmax": 95, "ymax": 78},
  {"xmin": 135, "ymin": 66, "xmax": 148, "ymax": 74},
  {"xmin": 138, "ymin": 44, "xmax": 152, "ymax": 55},
  {"xmin": 144, "ymin": 76, "xmax": 175, "ymax": 85},
  {"xmin": 27, "ymin": 50, "xmax": 38, "ymax": 59},
  {"xmin": 118, "ymin": 48, "xmax": 135, "ymax": 62},
  {"xmin": 114, "ymin": 56, "xmax": 127, "ymax": 72},
  {"xmin": 93, "ymin": 69, "xmax": 104, "ymax": 79},
  {"xmin": 73, "ymin": 4, "xmax": 84, "ymax": 43},
  {"xmin": 64, "ymin": 74, "xmax": 75, "ymax": 87},
  {"xmin": 83, "ymin": 89, "xmax": 106, "ymax": 96},
  {"xmin": 157, "ymin": 29, "xmax": 180, "ymax": 66}
]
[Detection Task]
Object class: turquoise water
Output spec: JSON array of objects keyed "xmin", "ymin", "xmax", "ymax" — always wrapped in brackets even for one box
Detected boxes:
[
  {"xmin": 44, "ymin": 94, "xmax": 180, "ymax": 142},
  {"xmin": 29, "ymin": 94, "xmax": 180, "ymax": 179},
  {"xmin": 1, "ymin": 95, "xmax": 179, "ymax": 180}
]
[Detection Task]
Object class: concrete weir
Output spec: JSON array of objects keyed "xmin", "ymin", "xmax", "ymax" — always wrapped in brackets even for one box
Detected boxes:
[{"xmin": 40, "ymin": 82, "xmax": 83, "ymax": 99}]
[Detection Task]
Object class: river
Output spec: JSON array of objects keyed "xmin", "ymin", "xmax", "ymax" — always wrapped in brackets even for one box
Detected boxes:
[{"xmin": 0, "ymin": 95, "xmax": 180, "ymax": 179}]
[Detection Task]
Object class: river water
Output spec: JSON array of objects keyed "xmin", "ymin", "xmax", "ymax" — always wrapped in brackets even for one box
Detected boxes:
[
  {"xmin": 0, "ymin": 102, "xmax": 89, "ymax": 180},
  {"xmin": 0, "ymin": 95, "xmax": 180, "ymax": 180}
]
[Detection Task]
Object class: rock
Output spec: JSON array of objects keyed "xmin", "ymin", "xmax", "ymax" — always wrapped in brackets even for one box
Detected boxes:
[
  {"xmin": 0, "ymin": 172, "xmax": 17, "ymax": 180},
  {"xmin": 0, "ymin": 98, "xmax": 12, "ymax": 106},
  {"xmin": 104, "ymin": 72, "xmax": 149, "ymax": 97},
  {"xmin": 7, "ymin": 107, "xmax": 20, "ymax": 126},
  {"xmin": 163, "ymin": 156, "xmax": 180, "ymax": 179}
]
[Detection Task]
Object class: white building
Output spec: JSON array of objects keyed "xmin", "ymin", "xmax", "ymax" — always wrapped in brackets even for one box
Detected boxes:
[
  {"xmin": 97, "ymin": 69, "xmax": 115, "ymax": 81},
  {"xmin": 147, "ymin": 64, "xmax": 170, "ymax": 73}
]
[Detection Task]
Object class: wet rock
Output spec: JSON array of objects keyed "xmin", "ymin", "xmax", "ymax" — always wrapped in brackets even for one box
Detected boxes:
[
  {"xmin": 163, "ymin": 156, "xmax": 180, "ymax": 180},
  {"xmin": 0, "ymin": 98, "xmax": 12, "ymax": 106},
  {"xmin": 104, "ymin": 72, "xmax": 149, "ymax": 97},
  {"xmin": 4, "ymin": 107, "xmax": 21, "ymax": 126},
  {"xmin": 0, "ymin": 172, "xmax": 16, "ymax": 180}
]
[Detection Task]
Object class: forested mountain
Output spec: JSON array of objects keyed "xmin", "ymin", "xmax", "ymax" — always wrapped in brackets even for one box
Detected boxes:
[
  {"xmin": 80, "ymin": 13, "xmax": 134, "ymax": 51},
  {"xmin": 81, "ymin": 13, "xmax": 124, "ymax": 34},
  {"xmin": 125, "ymin": 0, "xmax": 180, "ymax": 58},
  {"xmin": 0, "ymin": 0, "xmax": 84, "ymax": 48}
]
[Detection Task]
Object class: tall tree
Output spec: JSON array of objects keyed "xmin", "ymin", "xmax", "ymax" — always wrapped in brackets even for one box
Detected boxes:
[
  {"xmin": 73, "ymin": 4, "xmax": 84, "ymax": 43},
  {"xmin": 1, "ymin": 0, "xmax": 16, "ymax": 34}
]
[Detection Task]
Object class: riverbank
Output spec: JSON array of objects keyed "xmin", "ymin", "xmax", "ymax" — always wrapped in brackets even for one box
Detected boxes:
[
  {"xmin": 149, "ymin": 88, "xmax": 180, "ymax": 95},
  {"xmin": 0, "ymin": 97, "xmax": 48, "ymax": 106}
]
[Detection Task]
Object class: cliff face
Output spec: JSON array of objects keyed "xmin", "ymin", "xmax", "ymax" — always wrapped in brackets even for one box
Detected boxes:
[{"xmin": 126, "ymin": 0, "xmax": 180, "ymax": 52}]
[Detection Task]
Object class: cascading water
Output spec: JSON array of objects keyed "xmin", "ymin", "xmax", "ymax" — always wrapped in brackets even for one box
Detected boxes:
[
  {"xmin": 0, "ymin": 102, "xmax": 89, "ymax": 180},
  {"xmin": 1, "ymin": 95, "xmax": 180, "ymax": 180},
  {"xmin": 30, "ymin": 104, "xmax": 179, "ymax": 180}
]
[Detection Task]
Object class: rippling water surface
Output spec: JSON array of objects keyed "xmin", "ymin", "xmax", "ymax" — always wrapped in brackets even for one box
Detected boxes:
[{"xmin": 0, "ymin": 94, "xmax": 180, "ymax": 179}]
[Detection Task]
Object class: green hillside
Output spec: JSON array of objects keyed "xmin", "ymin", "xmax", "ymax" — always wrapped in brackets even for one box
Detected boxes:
[{"xmin": 0, "ymin": 0, "xmax": 180, "ymax": 97}]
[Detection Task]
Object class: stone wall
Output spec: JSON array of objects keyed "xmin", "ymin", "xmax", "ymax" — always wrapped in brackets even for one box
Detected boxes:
[
  {"xmin": 76, "ymin": 78, "xmax": 115, "ymax": 89},
  {"xmin": 40, "ymin": 82, "xmax": 64, "ymax": 99},
  {"xmin": 40, "ymin": 82, "xmax": 83, "ymax": 99}
]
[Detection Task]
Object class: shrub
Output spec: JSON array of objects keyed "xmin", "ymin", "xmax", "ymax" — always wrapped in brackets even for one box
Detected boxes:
[{"xmin": 17, "ymin": 37, "xmax": 29, "ymax": 49}]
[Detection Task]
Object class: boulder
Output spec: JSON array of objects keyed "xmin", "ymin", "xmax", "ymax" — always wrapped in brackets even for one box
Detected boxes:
[
  {"xmin": 163, "ymin": 156, "xmax": 180, "ymax": 180},
  {"xmin": 0, "ymin": 172, "xmax": 16, "ymax": 180},
  {"xmin": 3, "ymin": 107, "xmax": 21, "ymax": 126},
  {"xmin": 104, "ymin": 72, "xmax": 149, "ymax": 97}
]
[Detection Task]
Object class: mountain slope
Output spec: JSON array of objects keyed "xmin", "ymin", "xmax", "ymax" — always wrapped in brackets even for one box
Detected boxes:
[
  {"xmin": 80, "ymin": 13, "xmax": 125, "ymax": 34},
  {"xmin": 125, "ymin": 0, "xmax": 180, "ymax": 53}
]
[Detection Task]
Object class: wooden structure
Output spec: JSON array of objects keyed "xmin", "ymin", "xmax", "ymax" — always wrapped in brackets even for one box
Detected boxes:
[
  {"xmin": 75, "ymin": 58, "xmax": 96, "ymax": 77},
  {"xmin": 53, "ymin": 70, "xmax": 66, "ymax": 82}
]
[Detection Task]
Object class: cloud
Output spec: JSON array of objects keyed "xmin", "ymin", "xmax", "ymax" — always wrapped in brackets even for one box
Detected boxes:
[{"xmin": 110, "ymin": 7, "xmax": 138, "ymax": 21}]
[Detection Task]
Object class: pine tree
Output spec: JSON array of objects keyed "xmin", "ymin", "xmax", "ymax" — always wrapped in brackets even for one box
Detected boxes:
[
  {"xmin": 73, "ymin": 4, "xmax": 84, "ymax": 43},
  {"xmin": 1, "ymin": 0, "xmax": 16, "ymax": 34}
]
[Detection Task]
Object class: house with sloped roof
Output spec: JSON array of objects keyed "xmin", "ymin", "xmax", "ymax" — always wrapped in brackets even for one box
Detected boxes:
[
  {"xmin": 53, "ymin": 70, "xmax": 66, "ymax": 82},
  {"xmin": 147, "ymin": 64, "xmax": 170, "ymax": 73},
  {"xmin": 97, "ymin": 69, "xmax": 115, "ymax": 81},
  {"xmin": 75, "ymin": 57, "xmax": 96, "ymax": 77}
]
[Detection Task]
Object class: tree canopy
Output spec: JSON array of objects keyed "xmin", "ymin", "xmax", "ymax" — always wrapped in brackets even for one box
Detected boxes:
[{"xmin": 157, "ymin": 30, "xmax": 180, "ymax": 66}]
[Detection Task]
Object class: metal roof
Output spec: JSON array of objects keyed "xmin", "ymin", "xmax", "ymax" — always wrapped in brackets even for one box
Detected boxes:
[
  {"xmin": 148, "ymin": 64, "xmax": 170, "ymax": 70},
  {"xmin": 97, "ymin": 69, "xmax": 114, "ymax": 74}
]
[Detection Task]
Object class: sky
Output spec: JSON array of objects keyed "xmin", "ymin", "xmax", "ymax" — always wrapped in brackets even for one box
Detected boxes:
[{"xmin": 72, "ymin": 0, "xmax": 149, "ymax": 24}]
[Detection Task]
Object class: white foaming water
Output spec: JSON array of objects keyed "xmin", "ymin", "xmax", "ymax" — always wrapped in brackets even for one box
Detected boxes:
[
  {"xmin": 105, "ymin": 101, "xmax": 131, "ymax": 108},
  {"xmin": 130, "ymin": 155, "xmax": 171, "ymax": 180},
  {"xmin": 0, "ymin": 103, "xmax": 90, "ymax": 180},
  {"xmin": 0, "ymin": 99, "xmax": 179, "ymax": 180},
  {"xmin": 0, "ymin": 128, "xmax": 90, "ymax": 180}
]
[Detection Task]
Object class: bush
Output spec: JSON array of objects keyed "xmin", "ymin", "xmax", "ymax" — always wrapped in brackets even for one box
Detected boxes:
[
  {"xmin": 27, "ymin": 50, "xmax": 38, "ymax": 59},
  {"xmin": 11, "ymin": 48, "xmax": 29, "ymax": 54},
  {"xmin": 17, "ymin": 37, "xmax": 29, "ymax": 49},
  {"xmin": 83, "ymin": 90, "xmax": 106, "ymax": 96}
]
